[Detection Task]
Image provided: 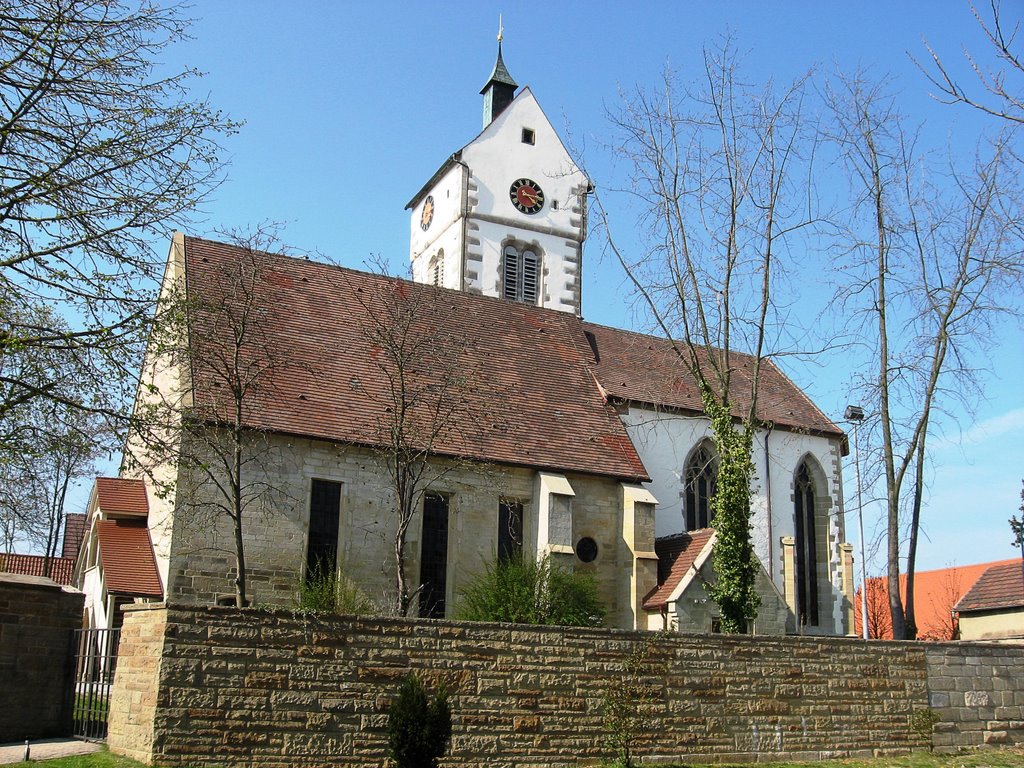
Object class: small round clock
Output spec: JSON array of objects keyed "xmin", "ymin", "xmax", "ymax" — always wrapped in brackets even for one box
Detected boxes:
[
  {"xmin": 420, "ymin": 195, "xmax": 435, "ymax": 231},
  {"xmin": 509, "ymin": 178, "xmax": 545, "ymax": 215}
]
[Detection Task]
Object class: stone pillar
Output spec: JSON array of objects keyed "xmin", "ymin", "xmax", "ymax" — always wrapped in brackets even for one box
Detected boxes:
[
  {"xmin": 840, "ymin": 543, "xmax": 855, "ymax": 636},
  {"xmin": 780, "ymin": 536, "xmax": 797, "ymax": 631},
  {"xmin": 620, "ymin": 484, "xmax": 659, "ymax": 630}
]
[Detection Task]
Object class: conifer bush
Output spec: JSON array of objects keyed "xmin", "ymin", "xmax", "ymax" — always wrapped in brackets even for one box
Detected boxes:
[{"xmin": 387, "ymin": 673, "xmax": 452, "ymax": 768}]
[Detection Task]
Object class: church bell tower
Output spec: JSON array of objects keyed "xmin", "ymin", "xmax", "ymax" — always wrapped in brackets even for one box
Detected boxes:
[{"xmin": 406, "ymin": 28, "xmax": 592, "ymax": 316}]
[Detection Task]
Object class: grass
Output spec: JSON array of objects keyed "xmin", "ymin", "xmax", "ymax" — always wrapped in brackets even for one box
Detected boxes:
[
  {"xmin": 662, "ymin": 747, "xmax": 1024, "ymax": 768},
  {"xmin": 10, "ymin": 746, "xmax": 1024, "ymax": 768},
  {"xmin": 10, "ymin": 751, "xmax": 146, "ymax": 768}
]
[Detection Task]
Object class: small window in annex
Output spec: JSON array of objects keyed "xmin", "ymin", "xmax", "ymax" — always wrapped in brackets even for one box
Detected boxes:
[
  {"xmin": 306, "ymin": 479, "xmax": 342, "ymax": 582},
  {"xmin": 521, "ymin": 128, "xmax": 536, "ymax": 145},
  {"xmin": 498, "ymin": 499, "xmax": 523, "ymax": 563},
  {"xmin": 684, "ymin": 442, "xmax": 718, "ymax": 530}
]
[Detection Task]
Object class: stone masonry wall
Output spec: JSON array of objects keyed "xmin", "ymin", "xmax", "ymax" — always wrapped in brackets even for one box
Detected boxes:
[
  {"xmin": 0, "ymin": 574, "xmax": 84, "ymax": 742},
  {"xmin": 925, "ymin": 643, "xmax": 1024, "ymax": 752},
  {"xmin": 106, "ymin": 606, "xmax": 167, "ymax": 764},
  {"xmin": 166, "ymin": 435, "xmax": 646, "ymax": 627},
  {"xmin": 110, "ymin": 603, "xmax": 939, "ymax": 768}
]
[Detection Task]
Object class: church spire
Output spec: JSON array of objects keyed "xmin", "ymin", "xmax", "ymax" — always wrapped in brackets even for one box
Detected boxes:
[{"xmin": 480, "ymin": 18, "xmax": 517, "ymax": 128}]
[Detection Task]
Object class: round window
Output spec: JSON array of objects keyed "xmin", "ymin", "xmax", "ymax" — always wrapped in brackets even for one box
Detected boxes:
[{"xmin": 576, "ymin": 536, "xmax": 598, "ymax": 563}]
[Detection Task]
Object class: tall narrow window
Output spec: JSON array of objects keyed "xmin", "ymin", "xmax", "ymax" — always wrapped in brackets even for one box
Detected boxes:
[
  {"xmin": 502, "ymin": 244, "xmax": 540, "ymax": 304},
  {"xmin": 498, "ymin": 499, "xmax": 523, "ymax": 563},
  {"xmin": 419, "ymin": 493, "xmax": 449, "ymax": 618},
  {"xmin": 684, "ymin": 443, "xmax": 718, "ymax": 530},
  {"xmin": 306, "ymin": 479, "xmax": 342, "ymax": 581},
  {"xmin": 794, "ymin": 461, "xmax": 819, "ymax": 627}
]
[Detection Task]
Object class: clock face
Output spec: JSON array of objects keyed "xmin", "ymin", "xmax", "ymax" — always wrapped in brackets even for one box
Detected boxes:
[
  {"xmin": 509, "ymin": 178, "xmax": 545, "ymax": 215},
  {"xmin": 420, "ymin": 195, "xmax": 434, "ymax": 231}
]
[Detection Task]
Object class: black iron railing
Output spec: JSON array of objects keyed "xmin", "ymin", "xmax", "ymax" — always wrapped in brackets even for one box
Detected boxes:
[{"xmin": 70, "ymin": 628, "xmax": 120, "ymax": 741}]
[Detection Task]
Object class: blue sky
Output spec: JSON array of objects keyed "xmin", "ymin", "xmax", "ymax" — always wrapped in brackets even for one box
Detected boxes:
[{"xmin": 115, "ymin": 1, "xmax": 1022, "ymax": 575}]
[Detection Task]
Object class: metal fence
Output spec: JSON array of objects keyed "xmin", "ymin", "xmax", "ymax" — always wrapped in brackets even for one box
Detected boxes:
[{"xmin": 70, "ymin": 628, "xmax": 120, "ymax": 741}]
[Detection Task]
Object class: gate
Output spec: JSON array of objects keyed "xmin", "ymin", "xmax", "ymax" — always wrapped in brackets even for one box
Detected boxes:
[{"xmin": 69, "ymin": 628, "xmax": 120, "ymax": 740}]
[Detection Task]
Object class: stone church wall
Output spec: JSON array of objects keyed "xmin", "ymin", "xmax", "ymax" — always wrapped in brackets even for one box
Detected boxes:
[
  {"xmin": 108, "ymin": 603, "xmax": 1024, "ymax": 768},
  {"xmin": 164, "ymin": 434, "xmax": 646, "ymax": 626}
]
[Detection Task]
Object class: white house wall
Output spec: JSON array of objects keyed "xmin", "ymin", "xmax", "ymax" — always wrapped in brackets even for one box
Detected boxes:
[{"xmin": 120, "ymin": 233, "xmax": 189, "ymax": 594}]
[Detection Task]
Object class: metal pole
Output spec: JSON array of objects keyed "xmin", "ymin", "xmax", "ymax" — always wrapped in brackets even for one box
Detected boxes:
[{"xmin": 853, "ymin": 419, "xmax": 869, "ymax": 640}]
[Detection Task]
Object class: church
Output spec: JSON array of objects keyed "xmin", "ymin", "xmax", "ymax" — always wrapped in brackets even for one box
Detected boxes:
[{"xmin": 74, "ymin": 39, "xmax": 855, "ymax": 636}]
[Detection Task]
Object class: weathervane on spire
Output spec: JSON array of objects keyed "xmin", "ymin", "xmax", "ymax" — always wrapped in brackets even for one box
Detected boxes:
[{"xmin": 497, "ymin": 14, "xmax": 504, "ymax": 43}]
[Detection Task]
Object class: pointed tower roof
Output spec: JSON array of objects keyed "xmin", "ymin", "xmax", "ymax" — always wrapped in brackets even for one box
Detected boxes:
[{"xmin": 479, "ymin": 41, "xmax": 517, "ymax": 94}]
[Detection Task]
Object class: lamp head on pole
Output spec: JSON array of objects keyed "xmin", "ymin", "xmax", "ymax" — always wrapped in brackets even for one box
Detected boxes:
[{"xmin": 844, "ymin": 404, "xmax": 865, "ymax": 422}]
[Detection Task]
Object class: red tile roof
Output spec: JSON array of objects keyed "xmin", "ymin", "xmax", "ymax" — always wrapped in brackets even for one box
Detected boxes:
[
  {"xmin": 95, "ymin": 520, "xmax": 163, "ymax": 597},
  {"xmin": 94, "ymin": 477, "xmax": 149, "ymax": 516},
  {"xmin": 184, "ymin": 236, "xmax": 648, "ymax": 481},
  {"xmin": 0, "ymin": 553, "xmax": 76, "ymax": 585},
  {"xmin": 62, "ymin": 513, "xmax": 87, "ymax": 560},
  {"xmin": 182, "ymin": 236, "xmax": 841, "ymax": 480},
  {"xmin": 583, "ymin": 324, "xmax": 844, "ymax": 439},
  {"xmin": 955, "ymin": 561, "xmax": 1024, "ymax": 613},
  {"xmin": 642, "ymin": 529, "xmax": 716, "ymax": 611},
  {"xmin": 854, "ymin": 558, "xmax": 1020, "ymax": 640}
]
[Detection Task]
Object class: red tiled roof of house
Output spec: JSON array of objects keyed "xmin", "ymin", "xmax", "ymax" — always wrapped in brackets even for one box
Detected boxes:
[
  {"xmin": 62, "ymin": 513, "xmax": 87, "ymax": 560},
  {"xmin": 854, "ymin": 558, "xmax": 1020, "ymax": 640},
  {"xmin": 94, "ymin": 477, "xmax": 149, "ymax": 516},
  {"xmin": 0, "ymin": 553, "xmax": 76, "ymax": 585},
  {"xmin": 583, "ymin": 323, "xmax": 844, "ymax": 439},
  {"xmin": 955, "ymin": 561, "xmax": 1024, "ymax": 613},
  {"xmin": 184, "ymin": 236, "xmax": 649, "ymax": 481},
  {"xmin": 182, "ymin": 236, "xmax": 841, "ymax": 480},
  {"xmin": 95, "ymin": 519, "xmax": 163, "ymax": 597},
  {"xmin": 642, "ymin": 529, "xmax": 716, "ymax": 611}
]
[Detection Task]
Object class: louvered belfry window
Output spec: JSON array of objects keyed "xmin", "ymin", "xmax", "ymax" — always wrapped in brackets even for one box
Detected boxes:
[{"xmin": 503, "ymin": 244, "xmax": 539, "ymax": 304}]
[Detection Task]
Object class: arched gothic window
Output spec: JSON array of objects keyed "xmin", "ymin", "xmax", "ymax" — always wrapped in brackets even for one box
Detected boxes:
[
  {"xmin": 794, "ymin": 460, "xmax": 820, "ymax": 627},
  {"xmin": 503, "ymin": 243, "xmax": 539, "ymax": 304},
  {"xmin": 684, "ymin": 442, "xmax": 718, "ymax": 530}
]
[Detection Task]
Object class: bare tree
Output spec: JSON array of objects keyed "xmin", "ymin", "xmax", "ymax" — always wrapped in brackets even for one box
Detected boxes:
[
  {"xmin": 827, "ymin": 74, "xmax": 1020, "ymax": 638},
  {"xmin": 0, "ymin": 1, "xmax": 235, "ymax": 434},
  {"xmin": 0, "ymin": 407, "xmax": 101, "ymax": 569},
  {"xmin": 132, "ymin": 229, "xmax": 300, "ymax": 608},
  {"xmin": 855, "ymin": 575, "xmax": 893, "ymax": 639},
  {"xmin": 351, "ymin": 268, "xmax": 486, "ymax": 617},
  {"xmin": 597, "ymin": 40, "xmax": 819, "ymax": 632},
  {"xmin": 918, "ymin": 1, "xmax": 1024, "ymax": 126},
  {"xmin": 918, "ymin": 566, "xmax": 964, "ymax": 641}
]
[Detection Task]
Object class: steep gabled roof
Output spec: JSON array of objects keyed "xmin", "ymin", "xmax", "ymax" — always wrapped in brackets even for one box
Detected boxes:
[
  {"xmin": 0, "ymin": 553, "xmax": 76, "ymax": 585},
  {"xmin": 184, "ymin": 236, "xmax": 648, "ymax": 481},
  {"xmin": 94, "ymin": 477, "xmax": 149, "ymax": 516},
  {"xmin": 583, "ymin": 323, "xmax": 844, "ymax": 439},
  {"xmin": 95, "ymin": 519, "xmax": 162, "ymax": 597},
  {"xmin": 642, "ymin": 529, "xmax": 716, "ymax": 611},
  {"xmin": 955, "ymin": 561, "xmax": 1024, "ymax": 614}
]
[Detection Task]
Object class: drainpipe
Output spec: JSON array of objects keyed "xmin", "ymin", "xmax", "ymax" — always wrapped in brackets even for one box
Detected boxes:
[{"xmin": 764, "ymin": 424, "xmax": 775, "ymax": 578}]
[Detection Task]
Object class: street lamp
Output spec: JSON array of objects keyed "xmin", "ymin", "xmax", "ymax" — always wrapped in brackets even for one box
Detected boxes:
[{"xmin": 844, "ymin": 404, "xmax": 869, "ymax": 640}]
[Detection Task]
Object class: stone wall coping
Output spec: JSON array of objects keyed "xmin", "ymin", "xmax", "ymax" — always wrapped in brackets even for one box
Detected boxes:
[{"xmin": 0, "ymin": 572, "xmax": 81, "ymax": 595}]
